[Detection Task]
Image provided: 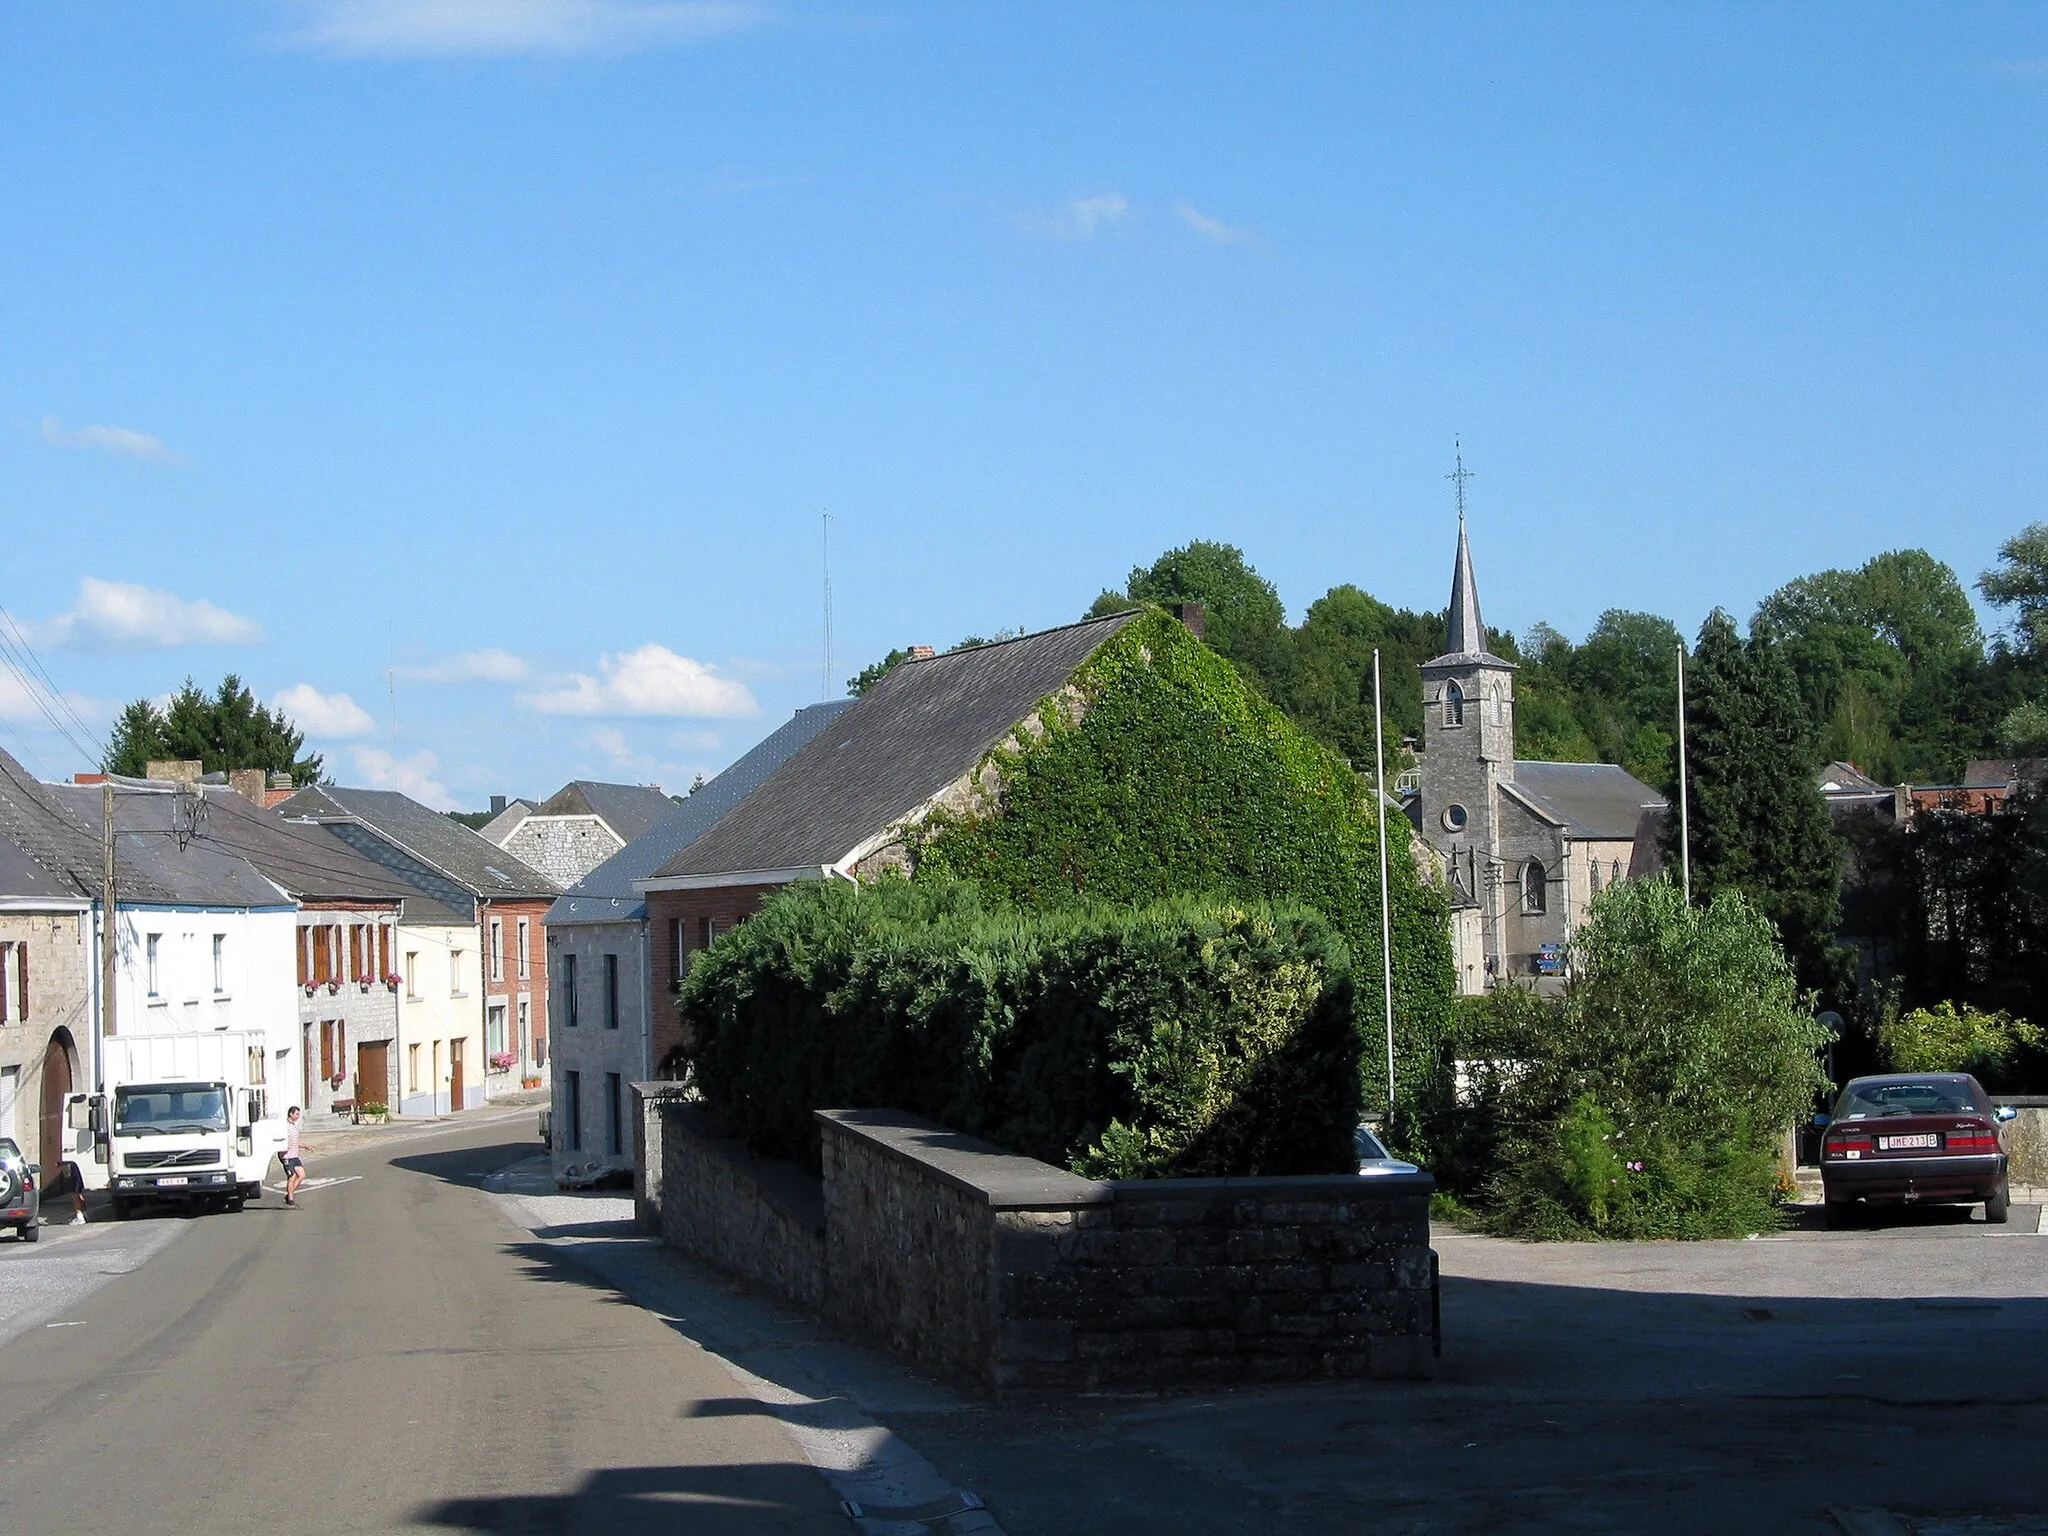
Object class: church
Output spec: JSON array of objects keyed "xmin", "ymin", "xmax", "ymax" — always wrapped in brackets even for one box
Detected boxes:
[{"xmin": 1409, "ymin": 514, "xmax": 1669, "ymax": 995}]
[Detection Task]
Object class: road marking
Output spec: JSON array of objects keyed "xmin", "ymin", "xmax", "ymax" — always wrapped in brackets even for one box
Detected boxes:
[
  {"xmin": 44, "ymin": 1320, "xmax": 85, "ymax": 1328},
  {"xmin": 261, "ymin": 1176, "xmax": 363, "ymax": 1195}
]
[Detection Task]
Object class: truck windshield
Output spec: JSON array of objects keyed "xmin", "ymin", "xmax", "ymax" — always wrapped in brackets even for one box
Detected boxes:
[{"xmin": 115, "ymin": 1087, "xmax": 229, "ymax": 1136}]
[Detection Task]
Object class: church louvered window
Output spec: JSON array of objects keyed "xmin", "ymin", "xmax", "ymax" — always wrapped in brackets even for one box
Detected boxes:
[
  {"xmin": 1523, "ymin": 860, "xmax": 1547, "ymax": 913},
  {"xmin": 1443, "ymin": 682, "xmax": 1464, "ymax": 728}
]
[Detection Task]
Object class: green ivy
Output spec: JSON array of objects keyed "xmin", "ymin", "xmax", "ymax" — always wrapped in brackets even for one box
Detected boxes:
[{"xmin": 909, "ymin": 607, "xmax": 1456, "ymax": 1110}]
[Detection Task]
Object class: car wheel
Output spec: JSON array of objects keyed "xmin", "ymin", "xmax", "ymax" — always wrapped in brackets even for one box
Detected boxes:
[
  {"xmin": 1986, "ymin": 1180, "xmax": 2011, "ymax": 1225},
  {"xmin": 19, "ymin": 1221, "xmax": 38, "ymax": 1243},
  {"xmin": 1823, "ymin": 1199, "xmax": 1856, "ymax": 1230}
]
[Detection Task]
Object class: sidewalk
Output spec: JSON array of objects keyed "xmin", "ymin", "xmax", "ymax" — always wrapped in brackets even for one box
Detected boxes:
[{"xmin": 298, "ymin": 1094, "xmax": 547, "ymax": 1158}]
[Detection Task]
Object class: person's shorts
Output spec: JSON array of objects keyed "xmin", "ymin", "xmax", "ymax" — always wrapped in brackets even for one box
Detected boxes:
[{"xmin": 281, "ymin": 1156, "xmax": 304, "ymax": 1174}]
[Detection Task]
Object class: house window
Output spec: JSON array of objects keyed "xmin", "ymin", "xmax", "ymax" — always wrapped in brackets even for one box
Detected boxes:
[
  {"xmin": 450, "ymin": 950, "xmax": 465, "ymax": 996},
  {"xmin": 603, "ymin": 954, "xmax": 619, "ymax": 1030},
  {"xmin": 563, "ymin": 953, "xmax": 579, "ymax": 1027},
  {"xmin": 1589, "ymin": 860, "xmax": 1603, "ymax": 897},
  {"xmin": 1611, "ymin": 860, "xmax": 1622, "ymax": 885},
  {"xmin": 1444, "ymin": 682, "xmax": 1465, "ymax": 728},
  {"xmin": 212, "ymin": 934, "xmax": 226, "ymax": 994},
  {"xmin": 605, "ymin": 1072, "xmax": 622, "ymax": 1156},
  {"xmin": 146, "ymin": 933, "xmax": 162, "ymax": 997},
  {"xmin": 518, "ymin": 997, "xmax": 530, "ymax": 1061},
  {"xmin": 699, "ymin": 916, "xmax": 716, "ymax": 951},
  {"xmin": 669, "ymin": 919, "xmax": 684, "ymax": 983},
  {"xmin": 487, "ymin": 1004, "xmax": 507, "ymax": 1058},
  {"xmin": 490, "ymin": 919, "xmax": 504, "ymax": 983},
  {"xmin": 517, "ymin": 918, "xmax": 530, "ymax": 981},
  {"xmin": 408, "ymin": 1042, "xmax": 420, "ymax": 1092},
  {"xmin": 1524, "ymin": 861, "xmax": 1547, "ymax": 914},
  {"xmin": 564, "ymin": 1070, "xmax": 582, "ymax": 1151},
  {"xmin": 404, "ymin": 951, "xmax": 419, "ymax": 1000}
]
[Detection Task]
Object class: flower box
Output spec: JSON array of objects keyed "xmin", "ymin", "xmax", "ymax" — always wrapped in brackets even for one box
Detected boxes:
[{"xmin": 488, "ymin": 1051, "xmax": 518, "ymax": 1073}]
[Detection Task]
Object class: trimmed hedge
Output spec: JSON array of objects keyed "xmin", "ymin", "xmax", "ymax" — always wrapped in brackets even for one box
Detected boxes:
[{"xmin": 679, "ymin": 877, "xmax": 1362, "ymax": 1179}]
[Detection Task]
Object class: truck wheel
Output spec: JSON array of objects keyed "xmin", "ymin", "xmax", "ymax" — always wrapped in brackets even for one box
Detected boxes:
[
  {"xmin": 1986, "ymin": 1180, "xmax": 2011, "ymax": 1225},
  {"xmin": 227, "ymin": 1195, "xmax": 245, "ymax": 1213},
  {"xmin": 111, "ymin": 1197, "xmax": 131, "ymax": 1221}
]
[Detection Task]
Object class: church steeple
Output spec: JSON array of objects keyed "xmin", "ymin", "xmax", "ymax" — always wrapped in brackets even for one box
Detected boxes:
[{"xmin": 1444, "ymin": 511, "xmax": 1487, "ymax": 659}]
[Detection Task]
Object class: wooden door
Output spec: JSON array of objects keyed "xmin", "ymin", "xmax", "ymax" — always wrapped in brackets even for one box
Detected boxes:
[
  {"xmin": 356, "ymin": 1041, "xmax": 389, "ymax": 1111},
  {"xmin": 448, "ymin": 1041, "xmax": 464, "ymax": 1113},
  {"xmin": 38, "ymin": 1030, "xmax": 72, "ymax": 1187}
]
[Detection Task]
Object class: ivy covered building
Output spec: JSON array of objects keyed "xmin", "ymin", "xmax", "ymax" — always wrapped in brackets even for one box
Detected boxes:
[
  {"xmin": 641, "ymin": 605, "xmax": 1453, "ymax": 1100},
  {"xmin": 1411, "ymin": 514, "xmax": 1669, "ymax": 993}
]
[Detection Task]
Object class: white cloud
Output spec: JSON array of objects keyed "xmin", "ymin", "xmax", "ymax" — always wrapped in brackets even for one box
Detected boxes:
[
  {"xmin": 392, "ymin": 648, "xmax": 530, "ymax": 684},
  {"xmin": 670, "ymin": 729, "xmax": 722, "ymax": 752},
  {"xmin": 30, "ymin": 577, "xmax": 263, "ymax": 651},
  {"xmin": 0, "ymin": 670, "xmax": 107, "ymax": 726},
  {"xmin": 1174, "ymin": 203, "xmax": 1255, "ymax": 245},
  {"xmin": 523, "ymin": 643, "xmax": 758, "ymax": 718},
  {"xmin": 41, "ymin": 416, "xmax": 186, "ymax": 466},
  {"xmin": 1016, "ymin": 194, "xmax": 1130, "ymax": 241},
  {"xmin": 351, "ymin": 746, "xmax": 455, "ymax": 809},
  {"xmin": 290, "ymin": 0, "xmax": 761, "ymax": 58},
  {"xmin": 272, "ymin": 683, "xmax": 376, "ymax": 739}
]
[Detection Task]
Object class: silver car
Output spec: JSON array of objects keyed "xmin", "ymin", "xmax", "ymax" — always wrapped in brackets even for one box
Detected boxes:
[
  {"xmin": 1355, "ymin": 1125, "xmax": 1420, "ymax": 1177},
  {"xmin": 0, "ymin": 1137, "xmax": 41, "ymax": 1242}
]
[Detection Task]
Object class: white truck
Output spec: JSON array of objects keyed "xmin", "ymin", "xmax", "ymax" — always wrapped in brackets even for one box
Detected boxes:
[{"xmin": 68, "ymin": 1032, "xmax": 289, "ymax": 1217}]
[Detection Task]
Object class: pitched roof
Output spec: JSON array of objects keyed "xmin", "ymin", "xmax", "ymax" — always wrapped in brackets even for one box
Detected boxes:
[
  {"xmin": 274, "ymin": 785, "xmax": 559, "ymax": 899},
  {"xmin": 536, "ymin": 780, "xmax": 676, "ymax": 842},
  {"xmin": 549, "ymin": 700, "xmax": 855, "ymax": 926},
  {"xmin": 0, "ymin": 747, "xmax": 104, "ymax": 897},
  {"xmin": 191, "ymin": 787, "xmax": 418, "ymax": 906},
  {"xmin": 1963, "ymin": 758, "xmax": 2048, "ymax": 789},
  {"xmin": 40, "ymin": 783, "xmax": 293, "ymax": 908},
  {"xmin": 478, "ymin": 800, "xmax": 537, "ymax": 844},
  {"xmin": 1818, "ymin": 761, "xmax": 1887, "ymax": 795},
  {"xmin": 1504, "ymin": 761, "xmax": 1667, "ymax": 841},
  {"xmin": 655, "ymin": 613, "xmax": 1143, "ymax": 881}
]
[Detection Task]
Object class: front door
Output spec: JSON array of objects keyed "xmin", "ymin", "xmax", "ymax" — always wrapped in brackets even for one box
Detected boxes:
[
  {"xmin": 448, "ymin": 1041, "xmax": 464, "ymax": 1113},
  {"xmin": 38, "ymin": 1030, "xmax": 72, "ymax": 1186},
  {"xmin": 356, "ymin": 1041, "xmax": 389, "ymax": 1111}
]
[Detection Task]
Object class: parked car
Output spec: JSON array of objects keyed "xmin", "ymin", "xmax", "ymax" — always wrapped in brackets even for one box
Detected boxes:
[
  {"xmin": 1817, "ymin": 1073, "xmax": 2017, "ymax": 1227},
  {"xmin": 0, "ymin": 1137, "xmax": 41, "ymax": 1242},
  {"xmin": 1355, "ymin": 1125, "xmax": 1421, "ymax": 1177}
]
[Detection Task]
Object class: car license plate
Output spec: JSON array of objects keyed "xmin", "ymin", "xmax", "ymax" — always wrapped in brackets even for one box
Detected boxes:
[
  {"xmin": 157, "ymin": 1175, "xmax": 189, "ymax": 1187},
  {"xmin": 1880, "ymin": 1133, "xmax": 1939, "ymax": 1150}
]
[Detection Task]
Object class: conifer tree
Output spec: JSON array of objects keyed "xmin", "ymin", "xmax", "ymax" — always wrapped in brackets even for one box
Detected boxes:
[{"xmin": 1668, "ymin": 611, "xmax": 1846, "ymax": 997}]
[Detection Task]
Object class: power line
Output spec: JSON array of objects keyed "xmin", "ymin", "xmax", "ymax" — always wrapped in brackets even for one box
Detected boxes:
[
  {"xmin": 0, "ymin": 641, "xmax": 102, "ymax": 769},
  {"xmin": 0, "ymin": 605, "xmax": 106, "ymax": 761}
]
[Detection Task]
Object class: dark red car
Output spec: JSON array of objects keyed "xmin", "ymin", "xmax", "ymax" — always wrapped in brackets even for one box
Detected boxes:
[{"xmin": 1819, "ymin": 1073, "xmax": 2016, "ymax": 1227}]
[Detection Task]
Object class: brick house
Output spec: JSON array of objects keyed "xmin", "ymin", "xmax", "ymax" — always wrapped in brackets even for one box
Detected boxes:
[
  {"xmin": 277, "ymin": 787, "xmax": 558, "ymax": 1101},
  {"xmin": 636, "ymin": 613, "xmax": 1156, "ymax": 1076},
  {"xmin": 544, "ymin": 702, "xmax": 852, "ymax": 1184}
]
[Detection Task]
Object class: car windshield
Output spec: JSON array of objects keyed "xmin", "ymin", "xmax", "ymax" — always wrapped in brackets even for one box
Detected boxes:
[
  {"xmin": 115, "ymin": 1087, "xmax": 229, "ymax": 1136},
  {"xmin": 1354, "ymin": 1127, "xmax": 1391, "ymax": 1161},
  {"xmin": 1836, "ymin": 1080, "xmax": 1979, "ymax": 1119}
]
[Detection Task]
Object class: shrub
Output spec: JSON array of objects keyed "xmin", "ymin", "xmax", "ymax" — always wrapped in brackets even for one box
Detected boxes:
[
  {"xmin": 1431, "ymin": 878, "xmax": 1828, "ymax": 1240},
  {"xmin": 680, "ymin": 877, "xmax": 1361, "ymax": 1179},
  {"xmin": 1877, "ymin": 1000, "xmax": 2043, "ymax": 1085}
]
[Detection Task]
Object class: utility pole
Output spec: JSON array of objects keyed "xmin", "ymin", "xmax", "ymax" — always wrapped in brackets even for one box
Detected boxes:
[
  {"xmin": 1675, "ymin": 641, "xmax": 1691, "ymax": 904},
  {"xmin": 1373, "ymin": 649, "xmax": 1397, "ymax": 1112},
  {"xmin": 101, "ymin": 781, "xmax": 117, "ymax": 1040}
]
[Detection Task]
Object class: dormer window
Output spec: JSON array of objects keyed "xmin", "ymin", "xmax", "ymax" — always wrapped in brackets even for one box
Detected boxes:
[{"xmin": 1444, "ymin": 681, "xmax": 1465, "ymax": 728}]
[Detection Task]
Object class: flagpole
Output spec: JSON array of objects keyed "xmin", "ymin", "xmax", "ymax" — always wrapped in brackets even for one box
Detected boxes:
[
  {"xmin": 1676, "ymin": 641, "xmax": 1691, "ymax": 904},
  {"xmin": 1373, "ymin": 649, "xmax": 1396, "ymax": 1111}
]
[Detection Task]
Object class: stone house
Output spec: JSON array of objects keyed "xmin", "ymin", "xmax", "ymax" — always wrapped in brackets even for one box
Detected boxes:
[
  {"xmin": 490, "ymin": 781, "xmax": 676, "ymax": 891},
  {"xmin": 545, "ymin": 701, "xmax": 852, "ymax": 1185},
  {"xmin": 277, "ymin": 786, "xmax": 553, "ymax": 1104},
  {"xmin": 1409, "ymin": 516, "xmax": 1667, "ymax": 993}
]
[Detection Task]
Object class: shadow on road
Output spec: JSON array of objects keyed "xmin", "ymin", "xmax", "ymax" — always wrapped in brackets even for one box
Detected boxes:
[
  {"xmin": 415, "ymin": 1460, "xmax": 834, "ymax": 1534},
  {"xmin": 392, "ymin": 1142, "xmax": 537, "ymax": 1188}
]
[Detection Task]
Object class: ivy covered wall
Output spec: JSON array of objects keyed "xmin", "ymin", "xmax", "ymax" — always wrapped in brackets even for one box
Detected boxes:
[{"xmin": 910, "ymin": 607, "xmax": 1455, "ymax": 1106}]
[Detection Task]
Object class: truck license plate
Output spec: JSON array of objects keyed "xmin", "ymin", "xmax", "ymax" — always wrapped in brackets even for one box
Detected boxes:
[
  {"xmin": 1879, "ymin": 1133, "xmax": 1939, "ymax": 1150},
  {"xmin": 157, "ymin": 1175, "xmax": 189, "ymax": 1187}
]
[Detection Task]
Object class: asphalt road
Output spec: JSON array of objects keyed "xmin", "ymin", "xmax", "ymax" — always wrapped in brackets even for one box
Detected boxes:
[{"xmin": 0, "ymin": 1115, "xmax": 847, "ymax": 1536}]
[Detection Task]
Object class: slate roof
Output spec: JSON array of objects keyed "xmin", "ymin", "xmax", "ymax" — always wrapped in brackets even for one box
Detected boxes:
[
  {"xmin": 1503, "ymin": 761, "xmax": 1667, "ymax": 841},
  {"xmin": 1425, "ymin": 515, "xmax": 1512, "ymax": 668},
  {"xmin": 1963, "ymin": 758, "xmax": 2048, "ymax": 789},
  {"xmin": 274, "ymin": 786, "xmax": 559, "ymax": 899},
  {"xmin": 41, "ymin": 783, "xmax": 293, "ymax": 909},
  {"xmin": 0, "ymin": 748, "xmax": 104, "ymax": 897},
  {"xmin": 550, "ymin": 700, "xmax": 855, "ymax": 926},
  {"xmin": 0, "ymin": 834, "xmax": 85, "ymax": 906},
  {"xmin": 655, "ymin": 613, "xmax": 1141, "ymax": 881},
  {"xmin": 536, "ymin": 781, "xmax": 676, "ymax": 842},
  {"xmin": 193, "ymin": 788, "xmax": 420, "ymax": 907},
  {"xmin": 1818, "ymin": 761, "xmax": 1887, "ymax": 794},
  {"xmin": 478, "ymin": 800, "xmax": 537, "ymax": 844}
]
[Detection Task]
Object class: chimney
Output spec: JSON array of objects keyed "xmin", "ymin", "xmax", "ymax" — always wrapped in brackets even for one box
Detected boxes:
[
  {"xmin": 490, "ymin": 794, "xmax": 507, "ymax": 816},
  {"xmin": 73, "ymin": 772, "xmax": 107, "ymax": 785},
  {"xmin": 228, "ymin": 768, "xmax": 267, "ymax": 805},
  {"xmin": 1170, "ymin": 602, "xmax": 1206, "ymax": 642},
  {"xmin": 145, "ymin": 759, "xmax": 203, "ymax": 785},
  {"xmin": 270, "ymin": 771, "xmax": 293, "ymax": 790},
  {"xmin": 906, "ymin": 645, "xmax": 936, "ymax": 661}
]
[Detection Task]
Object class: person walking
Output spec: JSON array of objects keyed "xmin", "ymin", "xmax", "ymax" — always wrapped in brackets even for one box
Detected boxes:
[{"xmin": 280, "ymin": 1106, "xmax": 306, "ymax": 1207}]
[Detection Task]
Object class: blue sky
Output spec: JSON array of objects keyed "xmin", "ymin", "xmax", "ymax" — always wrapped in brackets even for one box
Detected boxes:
[{"xmin": 4, "ymin": 3, "xmax": 2046, "ymax": 807}]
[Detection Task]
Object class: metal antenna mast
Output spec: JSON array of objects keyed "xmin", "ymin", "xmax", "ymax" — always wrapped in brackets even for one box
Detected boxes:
[{"xmin": 821, "ymin": 511, "xmax": 834, "ymax": 701}]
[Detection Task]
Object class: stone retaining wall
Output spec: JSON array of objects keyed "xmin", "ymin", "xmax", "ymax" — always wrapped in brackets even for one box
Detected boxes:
[
  {"xmin": 1998, "ymin": 1100, "xmax": 2048, "ymax": 1186},
  {"xmin": 634, "ymin": 1087, "xmax": 1436, "ymax": 1393}
]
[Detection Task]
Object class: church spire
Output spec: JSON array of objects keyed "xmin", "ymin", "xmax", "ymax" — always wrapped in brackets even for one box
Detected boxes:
[{"xmin": 1443, "ymin": 441, "xmax": 1488, "ymax": 657}]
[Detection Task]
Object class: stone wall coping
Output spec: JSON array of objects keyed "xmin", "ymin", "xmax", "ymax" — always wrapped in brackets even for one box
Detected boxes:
[
  {"xmin": 1994, "ymin": 1097, "xmax": 2048, "ymax": 1109},
  {"xmin": 817, "ymin": 1108, "xmax": 1112, "ymax": 1210},
  {"xmin": 634, "ymin": 1080, "xmax": 695, "ymax": 1104}
]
